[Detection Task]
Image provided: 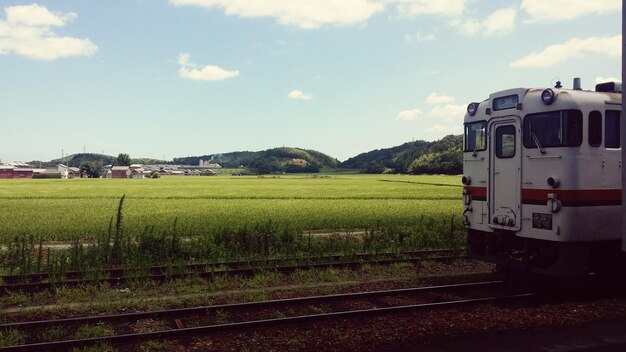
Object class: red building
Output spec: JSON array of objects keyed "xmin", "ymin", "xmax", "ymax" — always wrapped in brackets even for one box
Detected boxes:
[{"xmin": 0, "ymin": 166, "xmax": 34, "ymax": 179}]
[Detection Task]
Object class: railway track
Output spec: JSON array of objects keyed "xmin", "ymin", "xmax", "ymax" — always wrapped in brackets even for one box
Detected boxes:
[
  {"xmin": 0, "ymin": 249, "xmax": 463, "ymax": 294},
  {"xmin": 0, "ymin": 280, "xmax": 535, "ymax": 351}
]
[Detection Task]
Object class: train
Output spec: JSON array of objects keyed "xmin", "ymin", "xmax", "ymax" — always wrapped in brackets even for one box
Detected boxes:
[{"xmin": 462, "ymin": 78, "xmax": 623, "ymax": 278}]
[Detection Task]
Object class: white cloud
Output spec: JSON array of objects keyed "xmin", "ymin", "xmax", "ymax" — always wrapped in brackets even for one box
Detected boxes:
[
  {"xmin": 422, "ymin": 103, "xmax": 465, "ymax": 135},
  {"xmin": 393, "ymin": 0, "xmax": 465, "ymax": 18},
  {"xmin": 510, "ymin": 35, "xmax": 621, "ymax": 68},
  {"xmin": 482, "ymin": 8, "xmax": 516, "ymax": 36},
  {"xmin": 178, "ymin": 53, "xmax": 239, "ymax": 81},
  {"xmin": 521, "ymin": 0, "xmax": 620, "ymax": 23},
  {"xmin": 398, "ymin": 94, "xmax": 464, "ymax": 129},
  {"xmin": 595, "ymin": 77, "xmax": 621, "ymax": 84},
  {"xmin": 458, "ymin": 8, "xmax": 516, "ymax": 36},
  {"xmin": 287, "ymin": 89, "xmax": 313, "ymax": 100},
  {"xmin": 404, "ymin": 31, "xmax": 435, "ymax": 42},
  {"xmin": 0, "ymin": 4, "xmax": 97, "ymax": 60},
  {"xmin": 425, "ymin": 92, "xmax": 454, "ymax": 105},
  {"xmin": 426, "ymin": 104, "xmax": 466, "ymax": 121},
  {"xmin": 6, "ymin": 3, "xmax": 76, "ymax": 26},
  {"xmin": 458, "ymin": 19, "xmax": 480, "ymax": 36},
  {"xmin": 397, "ymin": 109, "xmax": 423, "ymax": 121},
  {"xmin": 169, "ymin": 0, "xmax": 384, "ymax": 29}
]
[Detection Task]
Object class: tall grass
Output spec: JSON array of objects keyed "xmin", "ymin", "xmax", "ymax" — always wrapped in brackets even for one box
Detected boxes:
[
  {"xmin": 0, "ymin": 197, "xmax": 465, "ymax": 277},
  {"xmin": 0, "ymin": 175, "xmax": 466, "ymax": 276}
]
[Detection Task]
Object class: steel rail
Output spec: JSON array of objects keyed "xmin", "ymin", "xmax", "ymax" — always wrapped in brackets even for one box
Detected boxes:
[
  {"xmin": 0, "ymin": 255, "xmax": 465, "ymax": 294},
  {"xmin": 0, "ymin": 280, "xmax": 503, "ymax": 331},
  {"xmin": 0, "ymin": 249, "xmax": 459, "ymax": 284},
  {"xmin": 0, "ymin": 291, "xmax": 536, "ymax": 352}
]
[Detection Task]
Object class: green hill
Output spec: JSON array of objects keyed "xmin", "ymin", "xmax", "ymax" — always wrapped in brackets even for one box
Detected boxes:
[
  {"xmin": 340, "ymin": 135, "xmax": 462, "ymax": 175},
  {"xmin": 47, "ymin": 153, "xmax": 115, "ymax": 168},
  {"xmin": 173, "ymin": 147, "xmax": 339, "ymax": 174}
]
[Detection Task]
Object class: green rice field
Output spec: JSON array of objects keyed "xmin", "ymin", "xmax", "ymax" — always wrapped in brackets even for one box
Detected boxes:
[{"xmin": 0, "ymin": 174, "xmax": 463, "ymax": 242}]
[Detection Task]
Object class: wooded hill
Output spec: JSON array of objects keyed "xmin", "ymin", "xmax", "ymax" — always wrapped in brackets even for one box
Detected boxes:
[
  {"xmin": 339, "ymin": 134, "xmax": 462, "ymax": 175},
  {"xmin": 174, "ymin": 147, "xmax": 339, "ymax": 173}
]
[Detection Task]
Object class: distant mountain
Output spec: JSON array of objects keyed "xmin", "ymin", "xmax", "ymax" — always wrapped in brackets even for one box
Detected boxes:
[
  {"xmin": 173, "ymin": 147, "xmax": 339, "ymax": 173},
  {"xmin": 340, "ymin": 134, "xmax": 462, "ymax": 175},
  {"xmin": 25, "ymin": 138, "xmax": 461, "ymax": 175}
]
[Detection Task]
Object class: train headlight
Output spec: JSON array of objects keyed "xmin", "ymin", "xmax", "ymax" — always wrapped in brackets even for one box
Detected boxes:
[
  {"xmin": 461, "ymin": 176, "xmax": 471, "ymax": 185},
  {"xmin": 547, "ymin": 193, "xmax": 561, "ymax": 213},
  {"xmin": 541, "ymin": 88, "xmax": 556, "ymax": 105},
  {"xmin": 467, "ymin": 103, "xmax": 479, "ymax": 116}
]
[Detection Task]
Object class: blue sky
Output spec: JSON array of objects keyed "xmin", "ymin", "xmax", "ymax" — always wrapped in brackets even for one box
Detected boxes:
[{"xmin": 0, "ymin": 0, "xmax": 621, "ymax": 162}]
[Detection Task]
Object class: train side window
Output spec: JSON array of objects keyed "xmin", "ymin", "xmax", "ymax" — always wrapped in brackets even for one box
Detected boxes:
[
  {"xmin": 605, "ymin": 110, "xmax": 620, "ymax": 148},
  {"xmin": 588, "ymin": 111, "xmax": 602, "ymax": 147},
  {"xmin": 464, "ymin": 121, "xmax": 487, "ymax": 152},
  {"xmin": 523, "ymin": 109, "xmax": 582, "ymax": 148},
  {"xmin": 496, "ymin": 125, "xmax": 515, "ymax": 158}
]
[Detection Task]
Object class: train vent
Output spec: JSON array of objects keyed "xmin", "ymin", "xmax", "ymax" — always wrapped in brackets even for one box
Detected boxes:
[{"xmin": 595, "ymin": 81, "xmax": 622, "ymax": 93}]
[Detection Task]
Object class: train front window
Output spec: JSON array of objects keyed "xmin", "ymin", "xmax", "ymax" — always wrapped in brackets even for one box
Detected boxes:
[
  {"xmin": 464, "ymin": 121, "xmax": 486, "ymax": 153},
  {"xmin": 523, "ymin": 110, "xmax": 582, "ymax": 149}
]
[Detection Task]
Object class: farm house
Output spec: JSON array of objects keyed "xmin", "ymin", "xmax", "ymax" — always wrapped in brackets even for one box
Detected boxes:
[
  {"xmin": 57, "ymin": 164, "xmax": 81, "ymax": 179},
  {"xmin": 111, "ymin": 166, "xmax": 131, "ymax": 178}
]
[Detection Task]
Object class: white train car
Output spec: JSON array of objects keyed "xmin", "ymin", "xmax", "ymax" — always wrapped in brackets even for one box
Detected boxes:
[{"xmin": 463, "ymin": 79, "xmax": 622, "ymax": 277}]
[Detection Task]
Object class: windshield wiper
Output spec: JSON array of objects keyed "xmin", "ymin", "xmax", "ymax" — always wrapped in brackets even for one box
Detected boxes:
[
  {"xmin": 472, "ymin": 143, "xmax": 479, "ymax": 157},
  {"xmin": 530, "ymin": 130, "xmax": 546, "ymax": 154}
]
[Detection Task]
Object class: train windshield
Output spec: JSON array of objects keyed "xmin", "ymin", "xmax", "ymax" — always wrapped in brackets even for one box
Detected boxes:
[
  {"xmin": 523, "ymin": 110, "xmax": 582, "ymax": 149},
  {"xmin": 464, "ymin": 121, "xmax": 486, "ymax": 152}
]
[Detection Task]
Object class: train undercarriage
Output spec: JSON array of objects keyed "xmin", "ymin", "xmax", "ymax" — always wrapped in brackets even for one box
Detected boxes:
[{"xmin": 467, "ymin": 229, "xmax": 625, "ymax": 279}]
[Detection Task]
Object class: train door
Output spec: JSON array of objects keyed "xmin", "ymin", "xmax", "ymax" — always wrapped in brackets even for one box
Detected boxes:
[{"xmin": 489, "ymin": 118, "xmax": 521, "ymax": 231}]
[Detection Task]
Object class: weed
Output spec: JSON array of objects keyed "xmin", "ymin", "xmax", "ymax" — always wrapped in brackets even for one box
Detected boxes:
[
  {"xmin": 0, "ymin": 292, "xmax": 29, "ymax": 307},
  {"xmin": 69, "ymin": 342, "xmax": 117, "ymax": 352},
  {"xmin": 273, "ymin": 310, "xmax": 286, "ymax": 319},
  {"xmin": 244, "ymin": 272, "xmax": 283, "ymax": 289},
  {"xmin": 39, "ymin": 325, "xmax": 67, "ymax": 342},
  {"xmin": 318, "ymin": 268, "xmax": 340, "ymax": 282},
  {"xmin": 391, "ymin": 262, "xmax": 414, "ymax": 270},
  {"xmin": 73, "ymin": 322, "xmax": 115, "ymax": 339},
  {"xmin": 0, "ymin": 329, "xmax": 24, "ymax": 347},
  {"xmin": 215, "ymin": 309, "xmax": 232, "ymax": 324},
  {"xmin": 419, "ymin": 259, "xmax": 435, "ymax": 269},
  {"xmin": 142, "ymin": 340, "xmax": 165, "ymax": 351},
  {"xmin": 309, "ymin": 305, "xmax": 329, "ymax": 314}
]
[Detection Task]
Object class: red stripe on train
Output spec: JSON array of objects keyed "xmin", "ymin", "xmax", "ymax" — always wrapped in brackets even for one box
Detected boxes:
[
  {"xmin": 463, "ymin": 187, "xmax": 622, "ymax": 206},
  {"xmin": 522, "ymin": 189, "xmax": 622, "ymax": 205},
  {"xmin": 464, "ymin": 186, "xmax": 486, "ymax": 199}
]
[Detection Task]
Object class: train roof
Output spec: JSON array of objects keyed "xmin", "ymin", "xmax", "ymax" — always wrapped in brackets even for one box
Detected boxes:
[{"xmin": 465, "ymin": 82, "xmax": 621, "ymax": 123}]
